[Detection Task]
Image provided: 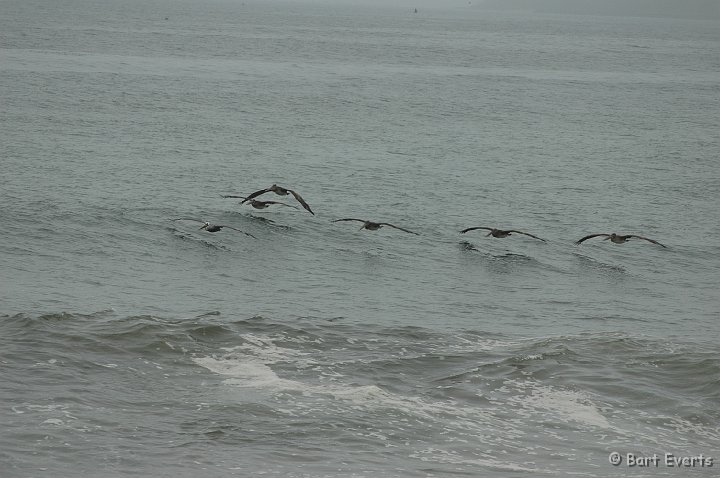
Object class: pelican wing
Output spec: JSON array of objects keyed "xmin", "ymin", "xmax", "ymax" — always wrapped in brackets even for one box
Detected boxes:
[
  {"xmin": 223, "ymin": 225, "xmax": 257, "ymax": 239},
  {"xmin": 508, "ymin": 230, "xmax": 547, "ymax": 242},
  {"xmin": 379, "ymin": 223, "xmax": 419, "ymax": 235},
  {"xmin": 172, "ymin": 217, "xmax": 204, "ymax": 224},
  {"xmin": 575, "ymin": 233, "xmax": 609, "ymax": 245},
  {"xmin": 333, "ymin": 218, "xmax": 366, "ymax": 224},
  {"xmin": 629, "ymin": 235, "xmax": 667, "ymax": 248},
  {"xmin": 287, "ymin": 189, "xmax": 315, "ymax": 215},
  {"xmin": 222, "ymin": 194, "xmax": 247, "ymax": 200},
  {"xmin": 262, "ymin": 200, "xmax": 298, "ymax": 209},
  {"xmin": 460, "ymin": 226, "xmax": 493, "ymax": 234},
  {"xmin": 241, "ymin": 187, "xmax": 272, "ymax": 203}
]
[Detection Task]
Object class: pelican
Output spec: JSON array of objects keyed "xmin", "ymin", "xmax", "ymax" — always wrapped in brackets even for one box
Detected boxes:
[
  {"xmin": 460, "ymin": 227, "xmax": 546, "ymax": 242},
  {"xmin": 223, "ymin": 195, "xmax": 298, "ymax": 211},
  {"xmin": 575, "ymin": 233, "xmax": 666, "ymax": 248},
  {"xmin": 241, "ymin": 185, "xmax": 314, "ymax": 215},
  {"xmin": 333, "ymin": 218, "xmax": 419, "ymax": 235},
  {"xmin": 173, "ymin": 218, "xmax": 256, "ymax": 238}
]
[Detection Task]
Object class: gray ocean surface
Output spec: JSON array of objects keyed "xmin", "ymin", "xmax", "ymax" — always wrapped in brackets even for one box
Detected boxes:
[{"xmin": 2, "ymin": 0, "xmax": 719, "ymax": 476}]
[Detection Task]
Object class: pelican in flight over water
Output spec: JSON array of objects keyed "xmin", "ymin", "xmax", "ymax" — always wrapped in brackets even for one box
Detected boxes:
[
  {"xmin": 223, "ymin": 195, "xmax": 298, "ymax": 211},
  {"xmin": 575, "ymin": 233, "xmax": 666, "ymax": 248},
  {"xmin": 173, "ymin": 218, "xmax": 256, "ymax": 238},
  {"xmin": 460, "ymin": 227, "xmax": 546, "ymax": 242},
  {"xmin": 241, "ymin": 184, "xmax": 314, "ymax": 215},
  {"xmin": 333, "ymin": 218, "xmax": 419, "ymax": 235}
]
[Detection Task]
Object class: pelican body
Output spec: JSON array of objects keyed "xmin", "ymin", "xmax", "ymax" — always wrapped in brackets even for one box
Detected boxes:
[
  {"xmin": 199, "ymin": 222, "xmax": 256, "ymax": 238},
  {"xmin": 575, "ymin": 233, "xmax": 666, "ymax": 248},
  {"xmin": 460, "ymin": 227, "xmax": 546, "ymax": 242},
  {"xmin": 200, "ymin": 223, "xmax": 226, "ymax": 232},
  {"xmin": 223, "ymin": 195, "xmax": 298, "ymax": 211},
  {"xmin": 333, "ymin": 218, "xmax": 418, "ymax": 235},
  {"xmin": 173, "ymin": 218, "xmax": 256, "ymax": 238},
  {"xmin": 241, "ymin": 184, "xmax": 314, "ymax": 215}
]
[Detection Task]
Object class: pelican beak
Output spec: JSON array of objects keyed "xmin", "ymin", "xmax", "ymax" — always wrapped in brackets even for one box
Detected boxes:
[
  {"xmin": 603, "ymin": 236, "xmax": 610, "ymax": 240},
  {"xmin": 199, "ymin": 224, "xmax": 208, "ymax": 230}
]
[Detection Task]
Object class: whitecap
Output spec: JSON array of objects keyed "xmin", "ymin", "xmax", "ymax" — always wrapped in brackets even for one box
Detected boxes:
[
  {"xmin": 506, "ymin": 379, "xmax": 612, "ymax": 429},
  {"xmin": 192, "ymin": 356, "xmax": 308, "ymax": 392}
]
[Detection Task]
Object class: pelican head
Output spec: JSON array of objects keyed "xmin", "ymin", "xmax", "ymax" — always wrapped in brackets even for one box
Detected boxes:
[{"xmin": 199, "ymin": 222, "xmax": 210, "ymax": 230}]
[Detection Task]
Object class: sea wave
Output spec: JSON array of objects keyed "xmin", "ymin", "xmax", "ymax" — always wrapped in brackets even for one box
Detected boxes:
[{"xmin": 2, "ymin": 311, "xmax": 718, "ymax": 476}]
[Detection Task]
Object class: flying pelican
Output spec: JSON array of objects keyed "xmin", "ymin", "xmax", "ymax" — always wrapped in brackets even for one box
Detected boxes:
[
  {"xmin": 333, "ymin": 218, "xmax": 419, "ymax": 235},
  {"xmin": 575, "ymin": 233, "xmax": 666, "ymax": 248},
  {"xmin": 460, "ymin": 227, "xmax": 546, "ymax": 242},
  {"xmin": 173, "ymin": 218, "xmax": 256, "ymax": 238},
  {"xmin": 223, "ymin": 195, "xmax": 298, "ymax": 211},
  {"xmin": 241, "ymin": 185, "xmax": 314, "ymax": 215}
]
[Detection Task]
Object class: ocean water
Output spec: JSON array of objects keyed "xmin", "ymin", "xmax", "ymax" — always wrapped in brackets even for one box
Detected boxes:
[{"xmin": 1, "ymin": 0, "xmax": 719, "ymax": 476}]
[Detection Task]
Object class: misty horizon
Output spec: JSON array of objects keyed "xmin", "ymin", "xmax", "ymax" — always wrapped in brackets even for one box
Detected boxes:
[
  {"xmin": 272, "ymin": 0, "xmax": 720, "ymax": 20},
  {"xmin": 477, "ymin": 0, "xmax": 720, "ymax": 20}
]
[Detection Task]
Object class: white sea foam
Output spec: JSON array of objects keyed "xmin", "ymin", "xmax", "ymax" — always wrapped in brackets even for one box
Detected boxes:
[
  {"xmin": 411, "ymin": 447, "xmax": 546, "ymax": 473},
  {"xmin": 193, "ymin": 335, "xmax": 482, "ymax": 425},
  {"xmin": 504, "ymin": 379, "xmax": 612, "ymax": 430},
  {"xmin": 222, "ymin": 333, "xmax": 317, "ymax": 367},
  {"xmin": 192, "ymin": 356, "xmax": 307, "ymax": 391},
  {"xmin": 41, "ymin": 418, "xmax": 65, "ymax": 426}
]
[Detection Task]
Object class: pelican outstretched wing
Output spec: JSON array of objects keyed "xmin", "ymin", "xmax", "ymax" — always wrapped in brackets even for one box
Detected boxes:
[
  {"xmin": 628, "ymin": 235, "xmax": 667, "ymax": 248},
  {"xmin": 241, "ymin": 187, "xmax": 272, "ymax": 203},
  {"xmin": 508, "ymin": 230, "xmax": 547, "ymax": 242},
  {"xmin": 460, "ymin": 226, "xmax": 493, "ymax": 234},
  {"xmin": 379, "ymin": 223, "xmax": 419, "ymax": 235},
  {"xmin": 287, "ymin": 189, "xmax": 315, "ymax": 215},
  {"xmin": 222, "ymin": 225, "xmax": 257, "ymax": 239},
  {"xmin": 575, "ymin": 233, "xmax": 609, "ymax": 245},
  {"xmin": 222, "ymin": 195, "xmax": 247, "ymax": 200},
  {"xmin": 333, "ymin": 218, "xmax": 366, "ymax": 224}
]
